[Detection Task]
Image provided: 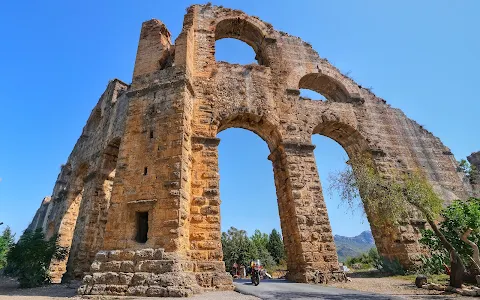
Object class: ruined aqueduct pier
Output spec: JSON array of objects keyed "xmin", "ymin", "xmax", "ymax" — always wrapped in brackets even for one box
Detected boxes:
[{"xmin": 27, "ymin": 4, "xmax": 478, "ymax": 297}]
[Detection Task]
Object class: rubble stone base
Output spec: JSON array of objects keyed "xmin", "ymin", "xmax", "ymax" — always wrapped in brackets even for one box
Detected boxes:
[{"xmin": 78, "ymin": 248, "xmax": 233, "ymax": 297}]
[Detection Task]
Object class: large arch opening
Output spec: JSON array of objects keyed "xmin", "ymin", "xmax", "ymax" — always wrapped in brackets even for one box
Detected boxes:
[
  {"xmin": 311, "ymin": 135, "xmax": 374, "ymax": 264},
  {"xmin": 311, "ymin": 121, "xmax": 385, "ymax": 270},
  {"xmin": 217, "ymin": 128, "xmax": 285, "ymax": 276},
  {"xmin": 214, "ymin": 18, "xmax": 269, "ymax": 66}
]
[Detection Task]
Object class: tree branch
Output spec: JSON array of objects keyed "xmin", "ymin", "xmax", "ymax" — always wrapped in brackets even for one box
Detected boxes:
[{"xmin": 460, "ymin": 228, "xmax": 480, "ymax": 271}]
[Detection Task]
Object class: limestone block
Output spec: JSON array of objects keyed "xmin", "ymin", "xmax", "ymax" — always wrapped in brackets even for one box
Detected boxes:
[
  {"xmin": 134, "ymin": 248, "xmax": 154, "ymax": 261},
  {"xmin": 146, "ymin": 286, "xmax": 169, "ymax": 297},
  {"xmin": 104, "ymin": 284, "xmax": 128, "ymax": 295}
]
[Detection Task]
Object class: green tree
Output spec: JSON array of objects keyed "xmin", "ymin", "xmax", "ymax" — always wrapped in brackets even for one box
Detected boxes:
[
  {"xmin": 420, "ymin": 198, "xmax": 480, "ymax": 275},
  {"xmin": 267, "ymin": 229, "xmax": 285, "ymax": 264},
  {"xmin": 457, "ymin": 159, "xmax": 478, "ymax": 184},
  {"xmin": 221, "ymin": 227, "xmax": 256, "ymax": 269},
  {"xmin": 250, "ymin": 230, "xmax": 276, "ymax": 269},
  {"xmin": 329, "ymin": 155, "xmax": 465, "ymax": 287},
  {"xmin": 6, "ymin": 228, "xmax": 67, "ymax": 288},
  {"xmin": 0, "ymin": 226, "xmax": 15, "ymax": 269}
]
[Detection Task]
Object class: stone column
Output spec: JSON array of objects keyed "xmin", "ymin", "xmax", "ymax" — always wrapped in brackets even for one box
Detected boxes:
[
  {"xmin": 189, "ymin": 136, "xmax": 233, "ymax": 290},
  {"xmin": 269, "ymin": 142, "xmax": 340, "ymax": 283}
]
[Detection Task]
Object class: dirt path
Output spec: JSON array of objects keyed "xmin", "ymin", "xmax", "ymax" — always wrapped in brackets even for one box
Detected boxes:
[{"xmin": 329, "ymin": 276, "xmax": 469, "ymax": 299}]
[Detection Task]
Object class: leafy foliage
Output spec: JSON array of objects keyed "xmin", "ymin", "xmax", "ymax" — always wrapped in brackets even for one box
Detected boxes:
[
  {"xmin": 328, "ymin": 155, "xmax": 468, "ymax": 286},
  {"xmin": 267, "ymin": 229, "xmax": 285, "ymax": 264},
  {"xmin": 6, "ymin": 228, "xmax": 68, "ymax": 288},
  {"xmin": 0, "ymin": 226, "xmax": 15, "ymax": 269},
  {"xmin": 328, "ymin": 155, "xmax": 443, "ymax": 227},
  {"xmin": 417, "ymin": 252, "xmax": 448, "ymax": 275},
  {"xmin": 380, "ymin": 257, "xmax": 406, "ymax": 275},
  {"xmin": 344, "ymin": 247, "xmax": 405, "ymax": 275},
  {"xmin": 457, "ymin": 159, "xmax": 478, "ymax": 184},
  {"xmin": 419, "ymin": 198, "xmax": 480, "ymax": 274},
  {"xmin": 345, "ymin": 247, "xmax": 380, "ymax": 270},
  {"xmin": 221, "ymin": 227, "xmax": 256, "ymax": 269},
  {"xmin": 221, "ymin": 227, "xmax": 285, "ymax": 272}
]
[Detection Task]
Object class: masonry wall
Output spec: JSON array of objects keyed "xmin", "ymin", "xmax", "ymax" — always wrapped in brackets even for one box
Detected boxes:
[{"xmin": 32, "ymin": 79, "xmax": 129, "ymax": 282}]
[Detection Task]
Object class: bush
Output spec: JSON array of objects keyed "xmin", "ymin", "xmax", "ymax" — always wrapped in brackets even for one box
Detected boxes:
[
  {"xmin": 6, "ymin": 228, "xmax": 67, "ymax": 288},
  {"xmin": 380, "ymin": 257, "xmax": 406, "ymax": 275},
  {"xmin": 417, "ymin": 253, "xmax": 448, "ymax": 275},
  {"xmin": 345, "ymin": 248, "xmax": 382, "ymax": 271}
]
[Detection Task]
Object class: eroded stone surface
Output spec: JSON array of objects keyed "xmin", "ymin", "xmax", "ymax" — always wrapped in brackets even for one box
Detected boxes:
[
  {"xmin": 77, "ymin": 249, "xmax": 206, "ymax": 297},
  {"xmin": 26, "ymin": 3, "xmax": 478, "ymax": 295}
]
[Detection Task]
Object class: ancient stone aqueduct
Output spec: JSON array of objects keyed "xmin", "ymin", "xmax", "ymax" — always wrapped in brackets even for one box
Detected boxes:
[{"xmin": 27, "ymin": 4, "xmax": 479, "ymax": 297}]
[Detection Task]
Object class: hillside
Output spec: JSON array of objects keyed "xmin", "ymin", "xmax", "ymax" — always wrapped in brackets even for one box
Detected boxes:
[{"xmin": 334, "ymin": 231, "xmax": 375, "ymax": 262}]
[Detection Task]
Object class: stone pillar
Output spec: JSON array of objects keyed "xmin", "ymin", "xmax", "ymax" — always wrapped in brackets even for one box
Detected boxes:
[
  {"xmin": 132, "ymin": 19, "xmax": 173, "ymax": 79},
  {"xmin": 189, "ymin": 136, "xmax": 233, "ymax": 290},
  {"xmin": 269, "ymin": 142, "xmax": 340, "ymax": 283}
]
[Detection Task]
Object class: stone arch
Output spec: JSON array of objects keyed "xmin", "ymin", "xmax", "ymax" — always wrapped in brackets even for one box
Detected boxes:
[
  {"xmin": 66, "ymin": 138, "xmax": 123, "ymax": 278},
  {"xmin": 214, "ymin": 18, "xmax": 270, "ymax": 66},
  {"xmin": 299, "ymin": 73, "xmax": 352, "ymax": 103},
  {"xmin": 49, "ymin": 163, "xmax": 89, "ymax": 283},
  {"xmin": 217, "ymin": 112, "xmax": 281, "ymax": 151},
  {"xmin": 312, "ymin": 120, "xmax": 370, "ymax": 157},
  {"xmin": 310, "ymin": 119, "xmax": 418, "ymax": 267}
]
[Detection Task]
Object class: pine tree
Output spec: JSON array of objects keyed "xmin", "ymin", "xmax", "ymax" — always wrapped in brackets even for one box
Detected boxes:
[
  {"xmin": 267, "ymin": 229, "xmax": 285, "ymax": 264},
  {"xmin": 0, "ymin": 226, "xmax": 15, "ymax": 269}
]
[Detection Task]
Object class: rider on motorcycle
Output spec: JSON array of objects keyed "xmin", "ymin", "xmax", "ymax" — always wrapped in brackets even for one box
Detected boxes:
[{"xmin": 250, "ymin": 260, "xmax": 261, "ymax": 286}]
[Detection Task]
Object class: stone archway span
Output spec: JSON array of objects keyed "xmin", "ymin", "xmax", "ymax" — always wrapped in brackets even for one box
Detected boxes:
[
  {"xmin": 312, "ymin": 120, "xmax": 370, "ymax": 157},
  {"xmin": 299, "ymin": 73, "xmax": 363, "ymax": 104},
  {"xmin": 217, "ymin": 112, "xmax": 282, "ymax": 152}
]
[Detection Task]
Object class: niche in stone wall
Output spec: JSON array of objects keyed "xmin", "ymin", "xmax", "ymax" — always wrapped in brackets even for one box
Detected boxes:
[{"xmin": 135, "ymin": 211, "xmax": 149, "ymax": 243}]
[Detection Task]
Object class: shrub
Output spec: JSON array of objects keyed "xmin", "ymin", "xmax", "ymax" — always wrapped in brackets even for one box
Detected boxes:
[
  {"xmin": 345, "ymin": 248, "xmax": 382, "ymax": 271},
  {"xmin": 417, "ymin": 253, "xmax": 448, "ymax": 275},
  {"xmin": 6, "ymin": 228, "xmax": 67, "ymax": 288},
  {"xmin": 380, "ymin": 257, "xmax": 406, "ymax": 275}
]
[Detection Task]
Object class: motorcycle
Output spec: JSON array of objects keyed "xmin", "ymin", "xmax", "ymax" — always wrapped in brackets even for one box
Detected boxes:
[
  {"xmin": 249, "ymin": 260, "xmax": 261, "ymax": 286},
  {"xmin": 250, "ymin": 266, "xmax": 260, "ymax": 286}
]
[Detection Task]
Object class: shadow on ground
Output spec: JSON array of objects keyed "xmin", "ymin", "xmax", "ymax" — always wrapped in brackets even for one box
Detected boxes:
[{"xmin": 0, "ymin": 276, "xmax": 78, "ymax": 298}]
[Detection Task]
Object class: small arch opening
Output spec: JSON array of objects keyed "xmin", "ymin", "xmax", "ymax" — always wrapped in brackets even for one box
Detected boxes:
[
  {"xmin": 299, "ymin": 73, "xmax": 349, "ymax": 102},
  {"xmin": 299, "ymin": 89, "xmax": 327, "ymax": 101}
]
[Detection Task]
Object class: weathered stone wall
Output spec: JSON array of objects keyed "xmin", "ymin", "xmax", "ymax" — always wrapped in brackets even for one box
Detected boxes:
[
  {"xmin": 468, "ymin": 151, "xmax": 480, "ymax": 197},
  {"xmin": 32, "ymin": 79, "xmax": 129, "ymax": 282},
  {"xmin": 27, "ymin": 3, "xmax": 478, "ymax": 294},
  {"xmin": 27, "ymin": 196, "xmax": 52, "ymax": 232}
]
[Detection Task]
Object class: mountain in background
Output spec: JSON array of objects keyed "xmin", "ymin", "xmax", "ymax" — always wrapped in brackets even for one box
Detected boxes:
[{"xmin": 334, "ymin": 231, "xmax": 375, "ymax": 262}]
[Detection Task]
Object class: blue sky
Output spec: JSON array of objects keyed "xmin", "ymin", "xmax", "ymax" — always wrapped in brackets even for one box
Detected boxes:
[{"xmin": 0, "ymin": 0, "xmax": 478, "ymax": 239}]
